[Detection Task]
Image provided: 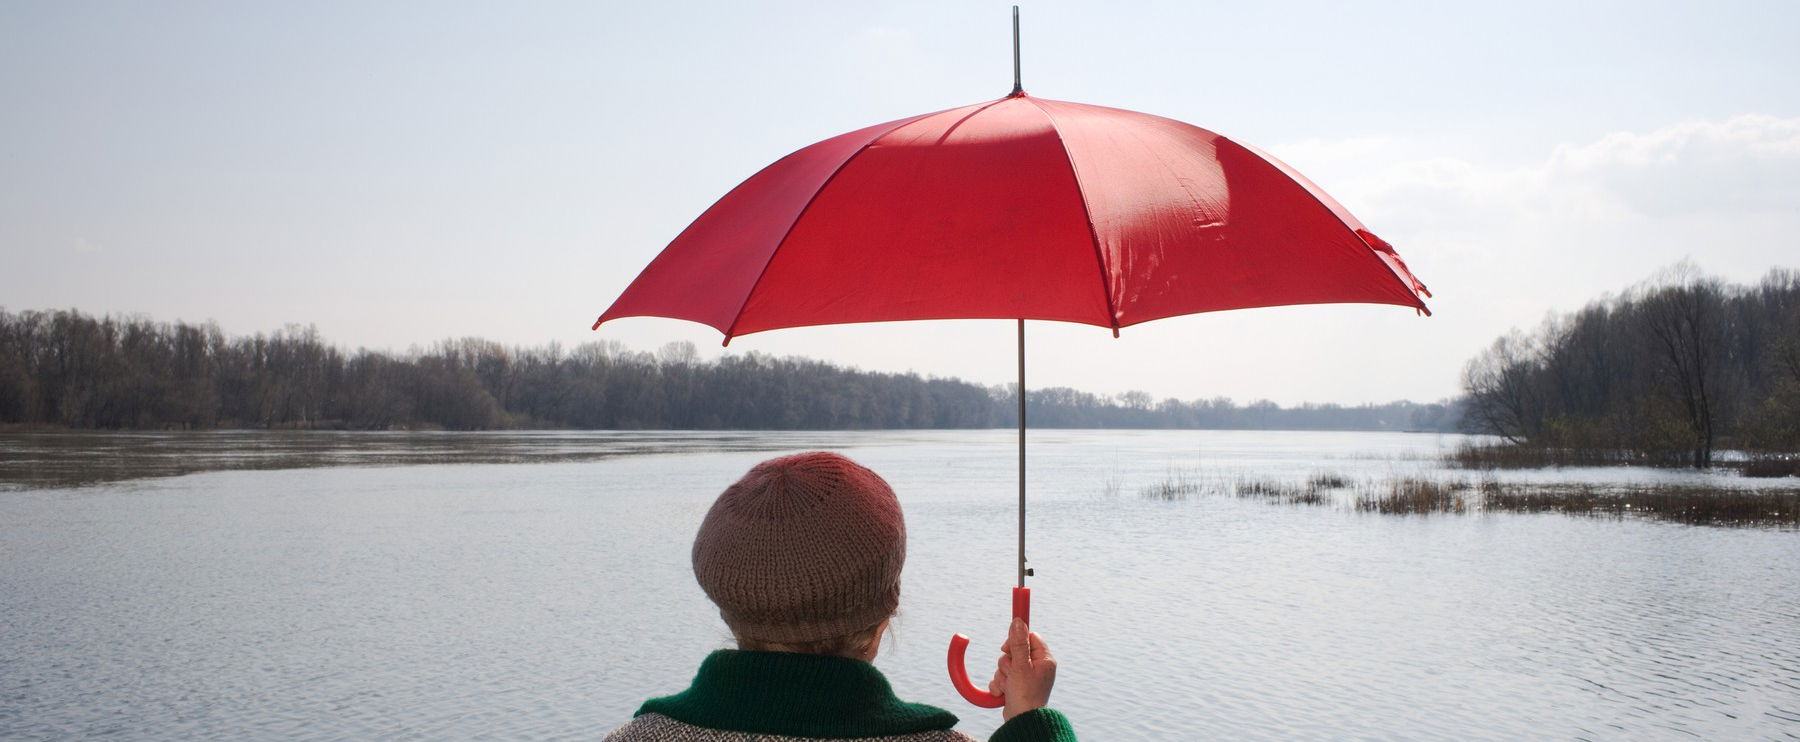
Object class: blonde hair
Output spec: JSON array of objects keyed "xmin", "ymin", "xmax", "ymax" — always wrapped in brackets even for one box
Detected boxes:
[{"xmin": 734, "ymin": 619, "xmax": 886, "ymax": 658}]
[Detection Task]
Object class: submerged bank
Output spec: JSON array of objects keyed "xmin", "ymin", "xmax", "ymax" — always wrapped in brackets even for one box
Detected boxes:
[
  {"xmin": 0, "ymin": 429, "xmax": 868, "ymax": 490},
  {"xmin": 1448, "ymin": 440, "xmax": 1800, "ymax": 478}
]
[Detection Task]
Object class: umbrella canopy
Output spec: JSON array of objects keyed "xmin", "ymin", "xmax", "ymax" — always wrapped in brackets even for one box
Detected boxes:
[{"xmin": 595, "ymin": 92, "xmax": 1430, "ymax": 342}]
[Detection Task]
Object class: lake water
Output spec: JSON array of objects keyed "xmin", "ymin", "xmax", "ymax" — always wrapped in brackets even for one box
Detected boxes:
[{"xmin": 1, "ymin": 430, "xmax": 1797, "ymax": 741}]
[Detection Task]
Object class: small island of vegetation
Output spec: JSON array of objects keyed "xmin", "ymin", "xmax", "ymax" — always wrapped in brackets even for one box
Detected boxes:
[{"xmin": 1458, "ymin": 265, "xmax": 1799, "ymax": 475}]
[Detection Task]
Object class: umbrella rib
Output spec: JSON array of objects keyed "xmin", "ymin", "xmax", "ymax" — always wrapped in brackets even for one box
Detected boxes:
[
  {"xmin": 718, "ymin": 114, "xmax": 946, "ymax": 342},
  {"xmin": 1022, "ymin": 97, "xmax": 1120, "ymax": 336}
]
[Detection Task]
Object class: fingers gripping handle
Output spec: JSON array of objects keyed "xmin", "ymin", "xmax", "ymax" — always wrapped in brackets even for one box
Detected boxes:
[{"xmin": 946, "ymin": 587, "xmax": 1030, "ymax": 708}]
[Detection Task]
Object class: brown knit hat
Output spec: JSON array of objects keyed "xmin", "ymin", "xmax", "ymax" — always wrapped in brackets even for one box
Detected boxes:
[{"xmin": 692, "ymin": 451, "xmax": 906, "ymax": 644}]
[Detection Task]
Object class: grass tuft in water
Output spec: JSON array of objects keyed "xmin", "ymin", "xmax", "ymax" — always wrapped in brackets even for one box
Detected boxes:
[
  {"xmin": 1097, "ymin": 469, "xmax": 1124, "ymax": 498},
  {"xmin": 1230, "ymin": 476, "xmax": 1332, "ymax": 506},
  {"xmin": 1139, "ymin": 468, "xmax": 1201, "ymax": 501},
  {"xmin": 1354, "ymin": 478, "xmax": 1470, "ymax": 515},
  {"xmin": 1307, "ymin": 472, "xmax": 1352, "ymax": 489}
]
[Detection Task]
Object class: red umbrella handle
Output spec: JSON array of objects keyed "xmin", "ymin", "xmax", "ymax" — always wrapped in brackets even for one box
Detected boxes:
[{"xmin": 946, "ymin": 587, "xmax": 1030, "ymax": 708}]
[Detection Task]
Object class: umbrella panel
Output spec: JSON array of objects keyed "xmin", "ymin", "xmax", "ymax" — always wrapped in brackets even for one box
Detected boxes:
[{"xmin": 737, "ymin": 98, "xmax": 1113, "ymax": 336}]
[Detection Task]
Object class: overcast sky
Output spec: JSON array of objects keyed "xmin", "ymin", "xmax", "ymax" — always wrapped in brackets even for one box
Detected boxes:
[{"xmin": 4, "ymin": 0, "xmax": 1796, "ymax": 405}]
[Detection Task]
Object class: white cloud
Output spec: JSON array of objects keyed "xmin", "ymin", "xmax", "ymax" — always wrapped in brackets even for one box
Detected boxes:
[
  {"xmin": 1255, "ymin": 114, "xmax": 1800, "ymax": 401},
  {"xmin": 1546, "ymin": 114, "xmax": 1800, "ymax": 214},
  {"xmin": 1283, "ymin": 113, "xmax": 1800, "ymax": 225}
]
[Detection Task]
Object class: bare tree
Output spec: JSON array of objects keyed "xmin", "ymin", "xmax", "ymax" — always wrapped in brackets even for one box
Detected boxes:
[
  {"xmin": 1633, "ymin": 264, "xmax": 1728, "ymax": 468},
  {"xmin": 1460, "ymin": 330, "xmax": 1541, "ymax": 443}
]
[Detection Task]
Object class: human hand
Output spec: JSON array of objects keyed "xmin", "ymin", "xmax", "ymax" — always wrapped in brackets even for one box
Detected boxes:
[{"xmin": 985, "ymin": 618, "xmax": 1057, "ymax": 721}]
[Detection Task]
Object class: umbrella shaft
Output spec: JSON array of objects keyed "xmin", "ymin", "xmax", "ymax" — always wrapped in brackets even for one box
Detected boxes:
[{"xmin": 1017, "ymin": 319, "xmax": 1027, "ymax": 588}]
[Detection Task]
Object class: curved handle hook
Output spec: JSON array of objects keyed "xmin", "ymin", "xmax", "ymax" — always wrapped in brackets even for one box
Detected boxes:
[
  {"xmin": 947, "ymin": 633, "xmax": 1005, "ymax": 707},
  {"xmin": 945, "ymin": 587, "xmax": 1030, "ymax": 708}
]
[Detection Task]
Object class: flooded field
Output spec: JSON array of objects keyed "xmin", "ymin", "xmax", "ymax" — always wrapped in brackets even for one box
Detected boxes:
[{"xmin": 2, "ymin": 430, "xmax": 1797, "ymax": 740}]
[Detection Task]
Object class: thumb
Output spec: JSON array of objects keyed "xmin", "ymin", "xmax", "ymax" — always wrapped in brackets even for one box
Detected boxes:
[{"xmin": 1007, "ymin": 618, "xmax": 1029, "ymax": 668}]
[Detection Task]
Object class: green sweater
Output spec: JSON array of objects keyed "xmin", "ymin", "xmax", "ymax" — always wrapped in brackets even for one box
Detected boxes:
[{"xmin": 603, "ymin": 650, "xmax": 1077, "ymax": 742}]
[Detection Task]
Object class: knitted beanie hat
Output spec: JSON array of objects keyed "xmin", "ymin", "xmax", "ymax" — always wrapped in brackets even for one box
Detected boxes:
[{"xmin": 692, "ymin": 451, "xmax": 906, "ymax": 644}]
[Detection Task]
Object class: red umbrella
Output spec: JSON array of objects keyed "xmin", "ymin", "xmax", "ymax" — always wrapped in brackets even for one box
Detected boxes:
[
  {"xmin": 595, "ymin": 93, "xmax": 1429, "ymax": 339},
  {"xmin": 595, "ymin": 8, "xmax": 1429, "ymax": 708}
]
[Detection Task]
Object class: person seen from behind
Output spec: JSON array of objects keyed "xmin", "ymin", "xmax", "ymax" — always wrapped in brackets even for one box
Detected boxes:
[{"xmin": 604, "ymin": 451, "xmax": 1077, "ymax": 742}]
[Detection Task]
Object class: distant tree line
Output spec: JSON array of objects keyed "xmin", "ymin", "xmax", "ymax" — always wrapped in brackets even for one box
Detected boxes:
[
  {"xmin": 1020, "ymin": 386, "xmax": 1459, "ymax": 432},
  {"xmin": 0, "ymin": 308, "xmax": 1459, "ymax": 432},
  {"xmin": 1460, "ymin": 265, "xmax": 1800, "ymax": 467}
]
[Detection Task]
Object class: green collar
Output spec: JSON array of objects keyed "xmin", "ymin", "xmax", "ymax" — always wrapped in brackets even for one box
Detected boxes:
[{"xmin": 637, "ymin": 650, "xmax": 959, "ymax": 738}]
